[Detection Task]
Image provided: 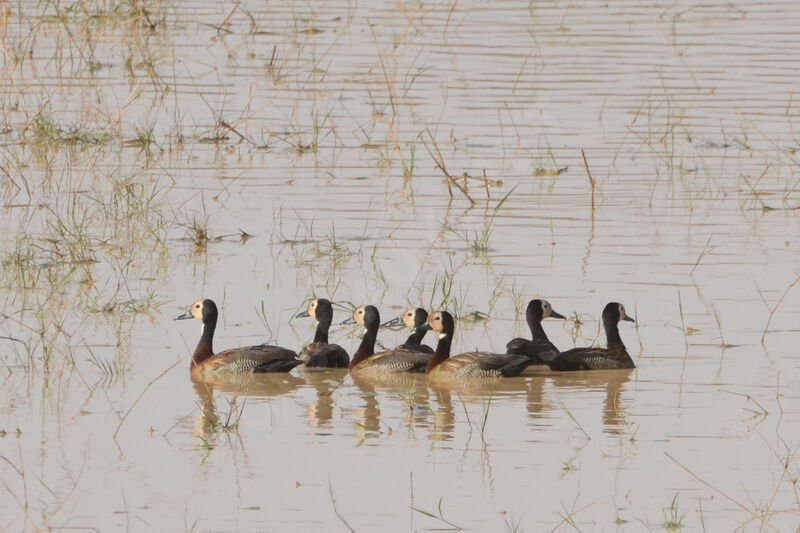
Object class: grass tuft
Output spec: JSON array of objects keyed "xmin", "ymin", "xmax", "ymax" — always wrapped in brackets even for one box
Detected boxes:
[{"xmin": 663, "ymin": 493, "xmax": 686, "ymax": 531}]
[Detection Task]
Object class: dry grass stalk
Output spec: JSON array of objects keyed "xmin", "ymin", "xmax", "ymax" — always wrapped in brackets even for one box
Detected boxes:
[
  {"xmin": 421, "ymin": 128, "xmax": 475, "ymax": 204},
  {"xmin": 760, "ymin": 273, "xmax": 800, "ymax": 344},
  {"xmin": 581, "ymin": 149, "xmax": 596, "ymax": 210}
]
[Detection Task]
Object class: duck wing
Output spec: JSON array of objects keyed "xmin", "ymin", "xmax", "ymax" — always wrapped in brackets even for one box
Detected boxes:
[
  {"xmin": 506, "ymin": 338, "xmax": 559, "ymax": 363},
  {"xmin": 299, "ymin": 342, "xmax": 350, "ymax": 368},
  {"xmin": 200, "ymin": 344, "xmax": 299, "ymax": 374},
  {"xmin": 395, "ymin": 342, "xmax": 434, "ymax": 354},
  {"xmin": 548, "ymin": 346, "xmax": 634, "ymax": 371},
  {"xmin": 249, "ymin": 344, "xmax": 301, "ymax": 373},
  {"xmin": 356, "ymin": 349, "xmax": 431, "ymax": 374},
  {"xmin": 441, "ymin": 352, "xmax": 534, "ymax": 377},
  {"xmin": 505, "ymin": 337, "xmax": 529, "ymax": 355}
]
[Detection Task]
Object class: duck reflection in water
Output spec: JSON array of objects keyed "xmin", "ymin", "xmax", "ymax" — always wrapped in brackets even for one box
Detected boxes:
[
  {"xmin": 350, "ymin": 375, "xmax": 382, "ymax": 439},
  {"xmin": 523, "ymin": 375, "xmax": 549, "ymax": 420},
  {"xmin": 296, "ymin": 367, "xmax": 349, "ymax": 429},
  {"xmin": 351, "ymin": 372, "xmax": 433, "ymax": 439},
  {"xmin": 189, "ymin": 373, "xmax": 304, "ymax": 443},
  {"xmin": 427, "ymin": 378, "xmax": 531, "ymax": 444},
  {"xmin": 429, "ymin": 387, "xmax": 456, "ymax": 441},
  {"xmin": 546, "ymin": 369, "xmax": 634, "ymax": 434}
]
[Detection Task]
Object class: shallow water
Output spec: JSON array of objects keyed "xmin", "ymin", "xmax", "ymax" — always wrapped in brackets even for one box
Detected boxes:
[{"xmin": 2, "ymin": 0, "xmax": 800, "ymax": 531}]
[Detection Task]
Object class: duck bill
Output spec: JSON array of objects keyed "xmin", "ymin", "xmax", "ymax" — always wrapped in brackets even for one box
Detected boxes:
[
  {"xmin": 380, "ymin": 316, "xmax": 403, "ymax": 328},
  {"xmin": 623, "ymin": 315, "xmax": 635, "ymax": 323},
  {"xmin": 549, "ymin": 310, "xmax": 566, "ymax": 320},
  {"xmin": 174, "ymin": 310, "xmax": 194, "ymax": 321},
  {"xmin": 295, "ymin": 310, "xmax": 310, "ymax": 318},
  {"xmin": 340, "ymin": 316, "xmax": 356, "ymax": 325}
]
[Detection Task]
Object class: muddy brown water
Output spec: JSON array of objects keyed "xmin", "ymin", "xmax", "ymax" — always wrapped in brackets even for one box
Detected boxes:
[{"xmin": 2, "ymin": 1, "xmax": 800, "ymax": 531}]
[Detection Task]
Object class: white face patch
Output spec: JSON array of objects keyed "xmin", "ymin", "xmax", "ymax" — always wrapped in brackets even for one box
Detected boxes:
[
  {"xmin": 402, "ymin": 309, "xmax": 417, "ymax": 328},
  {"xmin": 189, "ymin": 298, "xmax": 206, "ymax": 320},
  {"xmin": 618, "ymin": 304, "xmax": 626, "ymax": 320}
]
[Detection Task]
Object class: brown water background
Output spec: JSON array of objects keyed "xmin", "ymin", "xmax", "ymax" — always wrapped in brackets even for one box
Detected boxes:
[{"xmin": 2, "ymin": 1, "xmax": 800, "ymax": 531}]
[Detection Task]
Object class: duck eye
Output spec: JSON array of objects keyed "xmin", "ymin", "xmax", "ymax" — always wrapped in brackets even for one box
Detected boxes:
[{"xmin": 195, "ymin": 304, "xmax": 200, "ymax": 309}]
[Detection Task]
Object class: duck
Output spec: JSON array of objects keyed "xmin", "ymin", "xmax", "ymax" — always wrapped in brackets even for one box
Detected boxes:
[
  {"xmin": 295, "ymin": 298, "xmax": 350, "ymax": 368},
  {"xmin": 426, "ymin": 311, "xmax": 534, "ymax": 378},
  {"xmin": 384, "ymin": 307, "xmax": 434, "ymax": 354},
  {"xmin": 348, "ymin": 305, "xmax": 431, "ymax": 374},
  {"xmin": 547, "ymin": 302, "xmax": 636, "ymax": 371},
  {"xmin": 176, "ymin": 298, "xmax": 301, "ymax": 377},
  {"xmin": 506, "ymin": 299, "xmax": 565, "ymax": 363}
]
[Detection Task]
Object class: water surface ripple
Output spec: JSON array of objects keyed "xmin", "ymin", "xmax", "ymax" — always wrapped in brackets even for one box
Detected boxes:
[{"xmin": 1, "ymin": 1, "xmax": 799, "ymax": 531}]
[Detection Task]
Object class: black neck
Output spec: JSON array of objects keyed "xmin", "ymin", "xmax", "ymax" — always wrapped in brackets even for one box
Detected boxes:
[
  {"xmin": 313, "ymin": 314, "xmax": 331, "ymax": 344},
  {"xmin": 426, "ymin": 335, "xmax": 452, "ymax": 373},
  {"xmin": 349, "ymin": 323, "xmax": 378, "ymax": 369},
  {"xmin": 405, "ymin": 327, "xmax": 427, "ymax": 345},
  {"xmin": 604, "ymin": 320, "xmax": 623, "ymax": 347},
  {"xmin": 528, "ymin": 317, "xmax": 547, "ymax": 341}
]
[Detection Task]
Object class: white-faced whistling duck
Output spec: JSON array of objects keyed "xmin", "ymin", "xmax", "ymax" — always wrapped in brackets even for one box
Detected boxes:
[
  {"xmin": 383, "ymin": 307, "xmax": 434, "ymax": 354},
  {"xmin": 548, "ymin": 302, "xmax": 635, "ymax": 371},
  {"xmin": 349, "ymin": 305, "xmax": 431, "ymax": 374},
  {"xmin": 176, "ymin": 298, "xmax": 301, "ymax": 377},
  {"xmin": 505, "ymin": 299, "xmax": 565, "ymax": 363},
  {"xmin": 295, "ymin": 298, "xmax": 350, "ymax": 368},
  {"xmin": 426, "ymin": 310, "xmax": 535, "ymax": 378}
]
